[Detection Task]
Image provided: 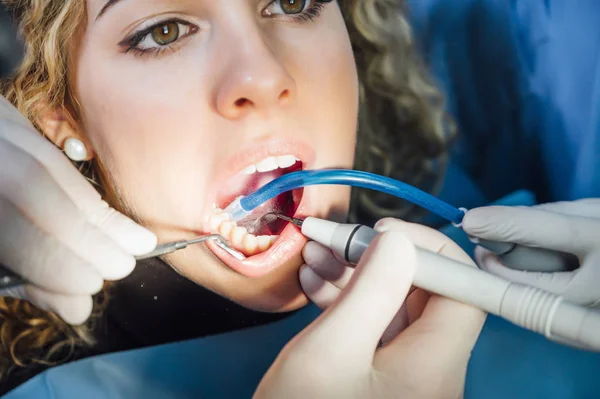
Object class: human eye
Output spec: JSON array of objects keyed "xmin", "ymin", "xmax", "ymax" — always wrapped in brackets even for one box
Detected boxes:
[
  {"xmin": 262, "ymin": 0, "xmax": 334, "ymax": 22},
  {"xmin": 119, "ymin": 18, "xmax": 199, "ymax": 57}
]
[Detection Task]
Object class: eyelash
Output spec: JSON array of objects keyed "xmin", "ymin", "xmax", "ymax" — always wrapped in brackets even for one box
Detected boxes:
[
  {"xmin": 264, "ymin": 0, "xmax": 330, "ymax": 22},
  {"xmin": 120, "ymin": 0, "xmax": 332, "ymax": 58},
  {"xmin": 120, "ymin": 18, "xmax": 195, "ymax": 57}
]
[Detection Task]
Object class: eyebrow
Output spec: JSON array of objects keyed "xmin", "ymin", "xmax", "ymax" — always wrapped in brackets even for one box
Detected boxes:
[{"xmin": 96, "ymin": 0, "xmax": 122, "ymax": 20}]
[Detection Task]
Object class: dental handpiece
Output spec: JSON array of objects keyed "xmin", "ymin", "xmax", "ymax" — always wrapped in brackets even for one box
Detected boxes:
[{"xmin": 294, "ymin": 216, "xmax": 600, "ymax": 352}]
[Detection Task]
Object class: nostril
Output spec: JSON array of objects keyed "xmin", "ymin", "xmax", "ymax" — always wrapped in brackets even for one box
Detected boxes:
[{"xmin": 235, "ymin": 98, "xmax": 250, "ymax": 108}]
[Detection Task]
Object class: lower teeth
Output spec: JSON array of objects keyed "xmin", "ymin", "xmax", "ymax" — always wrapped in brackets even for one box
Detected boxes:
[{"xmin": 208, "ymin": 210, "xmax": 278, "ymax": 256}]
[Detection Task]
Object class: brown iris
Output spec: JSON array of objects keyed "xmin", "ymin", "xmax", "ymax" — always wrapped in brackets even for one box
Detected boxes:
[
  {"xmin": 280, "ymin": 0, "xmax": 306, "ymax": 14},
  {"xmin": 151, "ymin": 22, "xmax": 179, "ymax": 46}
]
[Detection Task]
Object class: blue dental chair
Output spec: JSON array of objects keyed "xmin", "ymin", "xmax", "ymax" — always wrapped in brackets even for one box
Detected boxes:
[
  {"xmin": 5, "ymin": 1, "xmax": 600, "ymax": 397},
  {"xmin": 411, "ymin": 0, "xmax": 600, "ymax": 398}
]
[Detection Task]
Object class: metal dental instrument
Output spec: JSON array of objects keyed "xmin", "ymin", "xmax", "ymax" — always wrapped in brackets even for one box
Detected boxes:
[
  {"xmin": 135, "ymin": 234, "xmax": 244, "ymax": 260},
  {"xmin": 267, "ymin": 213, "xmax": 303, "ymax": 227},
  {"xmin": 272, "ymin": 213, "xmax": 600, "ymax": 352},
  {"xmin": 0, "ymin": 234, "xmax": 245, "ymax": 291}
]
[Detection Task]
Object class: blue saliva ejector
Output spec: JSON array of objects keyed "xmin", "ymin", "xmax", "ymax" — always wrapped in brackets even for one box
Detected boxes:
[
  {"xmin": 223, "ymin": 169, "xmax": 466, "ymax": 226},
  {"xmin": 223, "ymin": 169, "xmax": 574, "ymax": 274}
]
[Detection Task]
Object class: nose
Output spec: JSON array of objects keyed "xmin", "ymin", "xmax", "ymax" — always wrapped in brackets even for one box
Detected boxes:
[{"xmin": 214, "ymin": 42, "xmax": 296, "ymax": 120}]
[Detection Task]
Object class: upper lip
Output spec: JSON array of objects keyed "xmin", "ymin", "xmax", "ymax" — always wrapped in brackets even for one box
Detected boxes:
[
  {"xmin": 218, "ymin": 137, "xmax": 315, "ymax": 177},
  {"xmin": 202, "ymin": 137, "xmax": 315, "ymax": 226}
]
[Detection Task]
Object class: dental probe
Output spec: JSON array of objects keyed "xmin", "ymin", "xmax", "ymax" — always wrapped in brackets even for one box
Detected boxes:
[
  {"xmin": 275, "ymin": 215, "xmax": 600, "ymax": 352},
  {"xmin": 134, "ymin": 234, "xmax": 245, "ymax": 260},
  {"xmin": 0, "ymin": 234, "xmax": 245, "ymax": 291}
]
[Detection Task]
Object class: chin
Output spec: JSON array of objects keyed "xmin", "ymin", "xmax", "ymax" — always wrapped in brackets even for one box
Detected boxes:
[
  {"xmin": 167, "ymin": 245, "xmax": 312, "ymax": 313},
  {"xmin": 233, "ymin": 252, "xmax": 313, "ymax": 313}
]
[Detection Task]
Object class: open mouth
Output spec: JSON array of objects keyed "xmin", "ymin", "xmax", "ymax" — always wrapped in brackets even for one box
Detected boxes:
[{"xmin": 204, "ymin": 150, "xmax": 310, "ymax": 277}]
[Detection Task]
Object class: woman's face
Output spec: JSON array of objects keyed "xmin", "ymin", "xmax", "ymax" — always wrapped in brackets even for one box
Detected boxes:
[{"xmin": 75, "ymin": 0, "xmax": 358, "ymax": 311}]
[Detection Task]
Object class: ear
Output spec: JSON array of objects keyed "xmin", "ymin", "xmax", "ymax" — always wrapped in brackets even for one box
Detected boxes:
[{"xmin": 37, "ymin": 107, "xmax": 95, "ymax": 161}]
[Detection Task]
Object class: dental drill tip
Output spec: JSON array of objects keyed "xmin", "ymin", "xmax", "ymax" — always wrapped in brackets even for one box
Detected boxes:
[
  {"xmin": 292, "ymin": 218, "xmax": 304, "ymax": 227},
  {"xmin": 272, "ymin": 213, "xmax": 304, "ymax": 227}
]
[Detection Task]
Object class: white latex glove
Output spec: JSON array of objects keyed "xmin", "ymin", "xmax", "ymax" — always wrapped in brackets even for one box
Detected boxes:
[
  {"xmin": 463, "ymin": 199, "xmax": 600, "ymax": 307},
  {"xmin": 255, "ymin": 220, "xmax": 485, "ymax": 399},
  {"xmin": 0, "ymin": 96, "xmax": 157, "ymax": 324}
]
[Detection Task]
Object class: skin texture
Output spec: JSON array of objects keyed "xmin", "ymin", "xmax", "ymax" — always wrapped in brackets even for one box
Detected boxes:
[{"xmin": 41, "ymin": 1, "xmax": 359, "ymax": 312}]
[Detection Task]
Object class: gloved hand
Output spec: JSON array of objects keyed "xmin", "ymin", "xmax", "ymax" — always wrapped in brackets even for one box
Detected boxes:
[
  {"xmin": 255, "ymin": 219, "xmax": 485, "ymax": 399},
  {"xmin": 0, "ymin": 95, "xmax": 157, "ymax": 324},
  {"xmin": 463, "ymin": 199, "xmax": 600, "ymax": 307}
]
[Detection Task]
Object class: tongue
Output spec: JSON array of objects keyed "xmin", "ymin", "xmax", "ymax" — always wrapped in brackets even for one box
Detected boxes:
[{"xmin": 236, "ymin": 192, "xmax": 294, "ymax": 235}]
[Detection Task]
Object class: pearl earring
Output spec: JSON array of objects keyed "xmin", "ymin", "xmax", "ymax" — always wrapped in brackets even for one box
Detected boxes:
[{"xmin": 63, "ymin": 137, "xmax": 88, "ymax": 162}]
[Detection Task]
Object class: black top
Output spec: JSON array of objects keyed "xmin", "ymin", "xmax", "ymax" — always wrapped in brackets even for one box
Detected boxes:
[
  {"xmin": 101, "ymin": 258, "xmax": 294, "ymax": 351},
  {"xmin": 2, "ymin": 258, "xmax": 294, "ymax": 395}
]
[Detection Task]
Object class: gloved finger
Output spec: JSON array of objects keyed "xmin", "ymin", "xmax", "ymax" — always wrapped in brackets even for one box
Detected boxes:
[
  {"xmin": 375, "ymin": 217, "xmax": 485, "ymax": 342},
  {"xmin": 305, "ymin": 231, "xmax": 416, "ymax": 364},
  {"xmin": 24, "ymin": 286, "xmax": 93, "ymax": 325},
  {"xmin": 302, "ymin": 241, "xmax": 354, "ymax": 290},
  {"xmin": 0, "ymin": 123, "xmax": 156, "ymax": 256},
  {"xmin": 0, "ymin": 142, "xmax": 138, "ymax": 280},
  {"xmin": 0, "ymin": 198, "xmax": 104, "ymax": 294},
  {"xmin": 0, "ymin": 283, "xmax": 95, "ymax": 325},
  {"xmin": 299, "ymin": 264, "xmax": 342, "ymax": 309},
  {"xmin": 463, "ymin": 206, "xmax": 599, "ymax": 256},
  {"xmin": 393, "ymin": 286, "xmax": 486, "ymax": 349},
  {"xmin": 380, "ymin": 303, "xmax": 410, "ymax": 345},
  {"xmin": 301, "ymin": 260, "xmax": 416, "ymax": 341},
  {"xmin": 406, "ymin": 288, "xmax": 430, "ymax": 324},
  {"xmin": 474, "ymin": 246, "xmax": 574, "ymax": 296},
  {"xmin": 85, "ymin": 205, "xmax": 157, "ymax": 256},
  {"xmin": 0, "ymin": 98, "xmax": 37, "ymax": 131},
  {"xmin": 375, "ymin": 218, "xmax": 475, "ymax": 265},
  {"xmin": 299, "ymin": 263, "xmax": 411, "ymax": 345},
  {"xmin": 374, "ymin": 236, "xmax": 485, "ymax": 364},
  {"xmin": 379, "ymin": 294, "xmax": 480, "ymax": 387},
  {"xmin": 547, "ymin": 251, "xmax": 600, "ymax": 307},
  {"xmin": 533, "ymin": 199, "xmax": 600, "ymax": 218}
]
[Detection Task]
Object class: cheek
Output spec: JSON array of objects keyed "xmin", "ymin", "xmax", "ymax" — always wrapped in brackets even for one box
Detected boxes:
[
  {"xmin": 314, "ymin": 41, "xmax": 358, "ymax": 167},
  {"xmin": 74, "ymin": 47, "xmax": 219, "ymax": 228},
  {"xmin": 290, "ymin": 21, "xmax": 358, "ymax": 214},
  {"xmin": 281, "ymin": 18, "xmax": 359, "ymax": 167}
]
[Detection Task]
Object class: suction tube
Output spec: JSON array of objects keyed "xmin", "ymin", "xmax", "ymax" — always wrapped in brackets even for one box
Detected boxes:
[{"xmin": 224, "ymin": 169, "xmax": 465, "ymax": 225}]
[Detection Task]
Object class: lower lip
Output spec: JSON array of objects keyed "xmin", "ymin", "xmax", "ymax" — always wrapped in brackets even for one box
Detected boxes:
[{"xmin": 206, "ymin": 196, "xmax": 309, "ymax": 278}]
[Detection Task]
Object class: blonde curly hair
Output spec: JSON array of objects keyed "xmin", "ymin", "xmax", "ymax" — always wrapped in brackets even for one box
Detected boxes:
[{"xmin": 0, "ymin": 0, "xmax": 453, "ymax": 384}]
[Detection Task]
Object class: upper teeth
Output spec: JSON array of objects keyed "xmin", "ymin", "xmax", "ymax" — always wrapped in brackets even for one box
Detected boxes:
[{"xmin": 241, "ymin": 155, "xmax": 300, "ymax": 175}]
